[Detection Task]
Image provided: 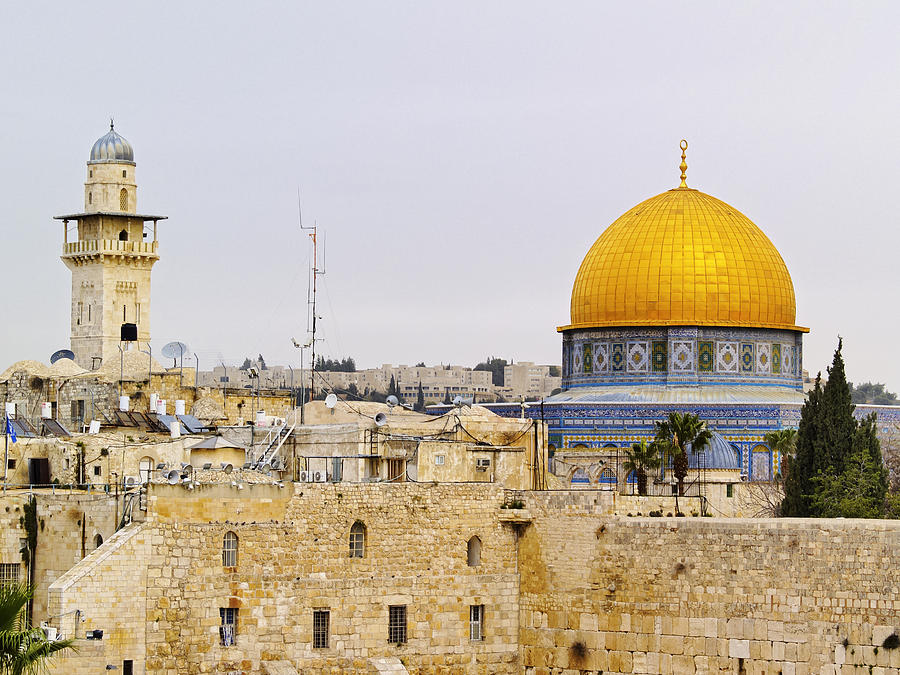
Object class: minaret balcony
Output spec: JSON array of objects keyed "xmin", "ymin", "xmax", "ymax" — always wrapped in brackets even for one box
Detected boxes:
[{"xmin": 62, "ymin": 239, "xmax": 159, "ymax": 257}]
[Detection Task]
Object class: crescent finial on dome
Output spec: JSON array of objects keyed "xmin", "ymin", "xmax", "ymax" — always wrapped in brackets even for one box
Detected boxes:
[{"xmin": 679, "ymin": 139, "xmax": 688, "ymax": 188}]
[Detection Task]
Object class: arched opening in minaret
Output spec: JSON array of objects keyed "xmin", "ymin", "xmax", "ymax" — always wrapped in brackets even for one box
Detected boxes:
[
  {"xmin": 119, "ymin": 229, "xmax": 128, "ymax": 241},
  {"xmin": 119, "ymin": 188, "xmax": 128, "ymax": 211}
]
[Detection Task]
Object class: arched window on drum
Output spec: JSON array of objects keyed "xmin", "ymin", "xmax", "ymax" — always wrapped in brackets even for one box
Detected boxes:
[{"xmin": 751, "ymin": 444, "xmax": 772, "ymax": 481}]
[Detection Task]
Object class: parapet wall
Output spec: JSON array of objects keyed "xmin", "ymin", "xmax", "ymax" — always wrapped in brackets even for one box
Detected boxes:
[{"xmin": 518, "ymin": 493, "xmax": 900, "ymax": 674}]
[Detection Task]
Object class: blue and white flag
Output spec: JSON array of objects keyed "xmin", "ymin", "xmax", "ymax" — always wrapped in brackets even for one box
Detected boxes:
[{"xmin": 5, "ymin": 415, "xmax": 16, "ymax": 443}]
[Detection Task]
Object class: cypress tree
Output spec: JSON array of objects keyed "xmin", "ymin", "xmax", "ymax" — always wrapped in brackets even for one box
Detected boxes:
[
  {"xmin": 782, "ymin": 374, "xmax": 822, "ymax": 516},
  {"xmin": 818, "ymin": 339, "xmax": 856, "ymax": 474},
  {"xmin": 415, "ymin": 382, "xmax": 425, "ymax": 412},
  {"xmin": 782, "ymin": 339, "xmax": 888, "ymax": 518}
]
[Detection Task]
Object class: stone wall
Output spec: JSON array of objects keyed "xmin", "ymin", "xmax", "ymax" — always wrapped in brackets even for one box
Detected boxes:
[
  {"xmin": 52, "ymin": 482, "xmax": 522, "ymax": 674},
  {"xmin": 517, "ymin": 492, "xmax": 900, "ymax": 674},
  {"xmin": 47, "ymin": 523, "xmax": 150, "ymax": 672},
  {"xmin": 44, "ymin": 484, "xmax": 900, "ymax": 674},
  {"xmin": 0, "ymin": 490, "xmax": 119, "ymax": 623}
]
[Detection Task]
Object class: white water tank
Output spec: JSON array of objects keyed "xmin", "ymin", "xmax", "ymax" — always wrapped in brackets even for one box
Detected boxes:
[
  {"xmin": 41, "ymin": 402, "xmax": 52, "ymax": 419},
  {"xmin": 5, "ymin": 403, "xmax": 15, "ymax": 418},
  {"xmin": 169, "ymin": 420, "xmax": 180, "ymax": 438},
  {"xmin": 175, "ymin": 400, "xmax": 186, "ymax": 416},
  {"xmin": 157, "ymin": 399, "xmax": 166, "ymax": 415},
  {"xmin": 149, "ymin": 393, "xmax": 159, "ymax": 412},
  {"xmin": 119, "ymin": 396, "xmax": 130, "ymax": 412},
  {"xmin": 255, "ymin": 410, "xmax": 266, "ymax": 426}
]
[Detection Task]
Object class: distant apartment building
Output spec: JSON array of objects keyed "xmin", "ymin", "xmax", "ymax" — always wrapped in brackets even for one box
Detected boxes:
[
  {"xmin": 197, "ymin": 362, "xmax": 560, "ymax": 403},
  {"xmin": 318, "ymin": 365, "xmax": 494, "ymax": 404},
  {"xmin": 197, "ymin": 363, "xmax": 495, "ymax": 403},
  {"xmin": 496, "ymin": 362, "xmax": 561, "ymax": 401}
]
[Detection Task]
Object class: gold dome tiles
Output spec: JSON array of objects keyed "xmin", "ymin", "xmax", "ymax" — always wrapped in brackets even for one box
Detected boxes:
[{"xmin": 562, "ymin": 188, "xmax": 807, "ymax": 332}]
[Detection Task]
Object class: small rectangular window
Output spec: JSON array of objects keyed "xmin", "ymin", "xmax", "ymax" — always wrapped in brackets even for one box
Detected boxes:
[
  {"xmin": 388, "ymin": 605, "xmax": 407, "ymax": 644},
  {"xmin": 220, "ymin": 607, "xmax": 238, "ymax": 646},
  {"xmin": 726, "ymin": 483, "xmax": 734, "ymax": 498},
  {"xmin": 93, "ymin": 465, "xmax": 101, "ymax": 477},
  {"xmin": 313, "ymin": 609, "xmax": 330, "ymax": 649},
  {"xmin": 6, "ymin": 459, "xmax": 15, "ymax": 470},
  {"xmin": 470, "ymin": 604, "xmax": 484, "ymax": 641},
  {"xmin": 123, "ymin": 660, "xmax": 133, "ymax": 675},
  {"xmin": 434, "ymin": 455, "xmax": 445, "ymax": 466}
]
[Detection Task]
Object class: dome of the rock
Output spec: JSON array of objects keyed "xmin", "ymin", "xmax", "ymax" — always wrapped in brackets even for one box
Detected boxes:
[{"xmin": 563, "ymin": 187, "xmax": 803, "ymax": 332}]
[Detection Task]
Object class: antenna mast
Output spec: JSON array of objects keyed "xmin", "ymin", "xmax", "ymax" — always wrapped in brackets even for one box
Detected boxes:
[{"xmin": 299, "ymin": 191, "xmax": 324, "ymax": 403}]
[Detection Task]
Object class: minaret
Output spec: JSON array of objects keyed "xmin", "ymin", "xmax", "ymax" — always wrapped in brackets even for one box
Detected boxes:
[{"xmin": 55, "ymin": 122, "xmax": 166, "ymax": 370}]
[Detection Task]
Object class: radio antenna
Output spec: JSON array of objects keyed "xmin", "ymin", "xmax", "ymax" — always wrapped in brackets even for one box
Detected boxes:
[{"xmin": 298, "ymin": 189, "xmax": 324, "ymax": 402}]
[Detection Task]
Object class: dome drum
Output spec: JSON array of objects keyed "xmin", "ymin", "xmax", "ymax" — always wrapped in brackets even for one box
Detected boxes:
[{"xmin": 561, "ymin": 325, "xmax": 803, "ymax": 390}]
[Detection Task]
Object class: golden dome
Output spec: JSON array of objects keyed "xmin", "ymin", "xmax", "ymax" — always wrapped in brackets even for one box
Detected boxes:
[{"xmin": 563, "ymin": 186, "xmax": 807, "ymax": 333}]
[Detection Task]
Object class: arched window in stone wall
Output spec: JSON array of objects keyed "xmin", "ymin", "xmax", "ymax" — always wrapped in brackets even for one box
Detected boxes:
[
  {"xmin": 139, "ymin": 457, "xmax": 154, "ymax": 484},
  {"xmin": 571, "ymin": 468, "xmax": 590, "ymax": 484},
  {"xmin": 119, "ymin": 229, "xmax": 128, "ymax": 241},
  {"xmin": 223, "ymin": 531, "xmax": 238, "ymax": 567},
  {"xmin": 349, "ymin": 521, "xmax": 366, "ymax": 558},
  {"xmin": 120, "ymin": 188, "xmax": 128, "ymax": 211},
  {"xmin": 94, "ymin": 534, "xmax": 103, "ymax": 549},
  {"xmin": 467, "ymin": 536, "xmax": 481, "ymax": 567}
]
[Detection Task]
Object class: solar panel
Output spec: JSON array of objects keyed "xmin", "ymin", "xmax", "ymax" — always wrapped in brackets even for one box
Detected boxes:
[
  {"xmin": 130, "ymin": 411, "xmax": 153, "ymax": 430},
  {"xmin": 11, "ymin": 419, "xmax": 35, "ymax": 438},
  {"xmin": 158, "ymin": 414, "xmax": 190, "ymax": 434},
  {"xmin": 41, "ymin": 419, "xmax": 72, "ymax": 438},
  {"xmin": 177, "ymin": 414, "xmax": 209, "ymax": 434},
  {"xmin": 114, "ymin": 410, "xmax": 137, "ymax": 427},
  {"xmin": 144, "ymin": 413, "xmax": 171, "ymax": 433}
]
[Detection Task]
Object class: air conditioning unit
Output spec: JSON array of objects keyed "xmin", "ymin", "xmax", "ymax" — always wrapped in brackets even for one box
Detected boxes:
[
  {"xmin": 298, "ymin": 470, "xmax": 326, "ymax": 483},
  {"xmin": 125, "ymin": 476, "xmax": 140, "ymax": 487},
  {"xmin": 475, "ymin": 458, "xmax": 491, "ymax": 471}
]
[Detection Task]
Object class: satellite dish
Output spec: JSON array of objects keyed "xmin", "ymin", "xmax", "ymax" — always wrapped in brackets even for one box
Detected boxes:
[
  {"xmin": 261, "ymin": 463, "xmax": 272, "ymax": 473},
  {"xmin": 166, "ymin": 470, "xmax": 180, "ymax": 484},
  {"xmin": 374, "ymin": 412, "xmax": 387, "ymax": 427},
  {"xmin": 324, "ymin": 393, "xmax": 338, "ymax": 409},
  {"xmin": 161, "ymin": 341, "xmax": 190, "ymax": 366},
  {"xmin": 453, "ymin": 395, "xmax": 464, "ymax": 406},
  {"xmin": 222, "ymin": 463, "xmax": 234, "ymax": 474},
  {"xmin": 50, "ymin": 349, "xmax": 76, "ymax": 365},
  {"xmin": 386, "ymin": 395, "xmax": 399, "ymax": 408}
]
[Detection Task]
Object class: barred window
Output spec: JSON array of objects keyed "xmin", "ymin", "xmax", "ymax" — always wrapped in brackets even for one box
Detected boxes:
[
  {"xmin": 470, "ymin": 604, "xmax": 484, "ymax": 641},
  {"xmin": 388, "ymin": 605, "xmax": 406, "ymax": 644},
  {"xmin": 219, "ymin": 608, "xmax": 238, "ymax": 646},
  {"xmin": 0, "ymin": 563, "xmax": 20, "ymax": 586},
  {"xmin": 119, "ymin": 188, "xmax": 128, "ymax": 211},
  {"xmin": 223, "ymin": 531, "xmax": 238, "ymax": 567},
  {"xmin": 313, "ymin": 609, "xmax": 330, "ymax": 649},
  {"xmin": 349, "ymin": 521, "xmax": 366, "ymax": 558}
]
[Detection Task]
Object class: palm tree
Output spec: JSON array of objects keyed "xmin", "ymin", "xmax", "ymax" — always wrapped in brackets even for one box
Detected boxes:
[
  {"xmin": 623, "ymin": 440, "xmax": 661, "ymax": 495},
  {"xmin": 764, "ymin": 428, "xmax": 798, "ymax": 480},
  {"xmin": 655, "ymin": 412, "xmax": 712, "ymax": 498},
  {"xmin": 0, "ymin": 583, "xmax": 73, "ymax": 674}
]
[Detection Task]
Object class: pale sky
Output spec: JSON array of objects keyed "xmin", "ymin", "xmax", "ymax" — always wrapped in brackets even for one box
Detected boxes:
[{"xmin": 1, "ymin": 2, "xmax": 898, "ymax": 387}]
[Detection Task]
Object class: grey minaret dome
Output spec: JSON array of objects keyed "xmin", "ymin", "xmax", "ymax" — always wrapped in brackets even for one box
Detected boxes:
[{"xmin": 89, "ymin": 121, "xmax": 134, "ymax": 164}]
